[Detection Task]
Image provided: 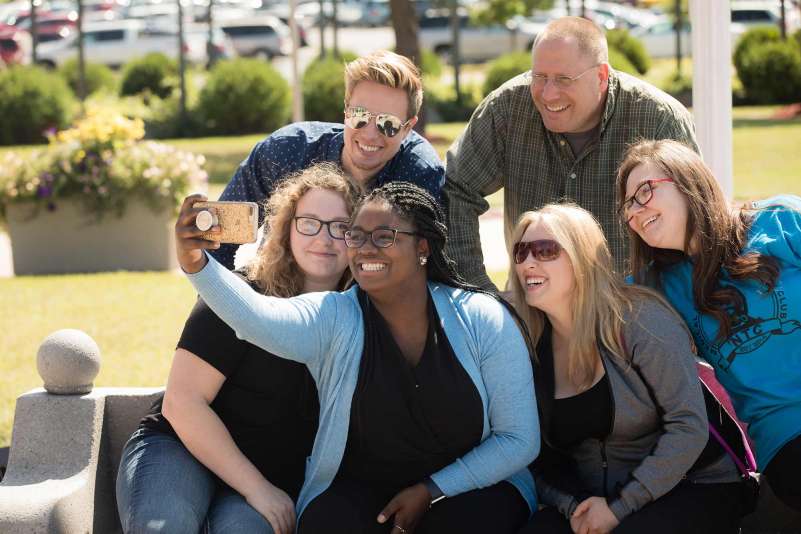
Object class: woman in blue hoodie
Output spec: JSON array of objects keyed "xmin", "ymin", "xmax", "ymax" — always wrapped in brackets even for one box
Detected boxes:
[
  {"xmin": 174, "ymin": 181, "xmax": 540, "ymax": 534},
  {"xmin": 617, "ymin": 139, "xmax": 801, "ymax": 512}
]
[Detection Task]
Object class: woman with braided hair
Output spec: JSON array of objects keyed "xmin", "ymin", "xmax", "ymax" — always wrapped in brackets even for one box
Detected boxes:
[{"xmin": 174, "ymin": 181, "xmax": 540, "ymax": 534}]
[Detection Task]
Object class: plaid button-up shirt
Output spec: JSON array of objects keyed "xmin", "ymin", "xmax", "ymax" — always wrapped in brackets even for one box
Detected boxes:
[{"xmin": 443, "ymin": 69, "xmax": 698, "ymax": 290}]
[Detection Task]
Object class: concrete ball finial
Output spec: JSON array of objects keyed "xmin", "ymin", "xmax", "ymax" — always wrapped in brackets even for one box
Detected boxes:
[{"xmin": 36, "ymin": 329, "xmax": 101, "ymax": 395}]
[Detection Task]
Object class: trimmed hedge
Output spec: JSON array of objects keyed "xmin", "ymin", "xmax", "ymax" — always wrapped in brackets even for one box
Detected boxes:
[
  {"xmin": 608, "ymin": 47, "xmax": 637, "ymax": 76},
  {"xmin": 120, "ymin": 53, "xmax": 177, "ymax": 99},
  {"xmin": 733, "ymin": 26, "xmax": 781, "ymax": 72},
  {"xmin": 0, "ymin": 66, "xmax": 73, "ymax": 145},
  {"xmin": 483, "ymin": 51, "xmax": 530, "ymax": 96},
  {"xmin": 737, "ymin": 40, "xmax": 801, "ymax": 104},
  {"xmin": 59, "ymin": 59, "xmax": 115, "ymax": 96},
  {"xmin": 302, "ymin": 52, "xmax": 358, "ymax": 123},
  {"xmin": 198, "ymin": 58, "xmax": 290, "ymax": 135},
  {"xmin": 606, "ymin": 29, "xmax": 650, "ymax": 75}
]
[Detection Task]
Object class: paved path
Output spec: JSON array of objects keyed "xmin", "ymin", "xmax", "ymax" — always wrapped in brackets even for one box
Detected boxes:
[{"xmin": 0, "ymin": 208, "xmax": 509, "ymax": 277}]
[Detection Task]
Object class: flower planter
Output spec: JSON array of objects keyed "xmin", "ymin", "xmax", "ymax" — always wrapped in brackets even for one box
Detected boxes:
[{"xmin": 6, "ymin": 200, "xmax": 177, "ymax": 275}]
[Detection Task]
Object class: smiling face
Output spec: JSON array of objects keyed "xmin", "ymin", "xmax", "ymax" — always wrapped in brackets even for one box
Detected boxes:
[
  {"xmin": 347, "ymin": 200, "xmax": 428, "ymax": 297},
  {"xmin": 530, "ymin": 37, "xmax": 608, "ymax": 134},
  {"xmin": 289, "ymin": 187, "xmax": 350, "ymax": 292},
  {"xmin": 341, "ymin": 80, "xmax": 417, "ymax": 186},
  {"xmin": 624, "ymin": 162, "xmax": 688, "ymax": 252},
  {"xmin": 514, "ymin": 220, "xmax": 575, "ymax": 316}
]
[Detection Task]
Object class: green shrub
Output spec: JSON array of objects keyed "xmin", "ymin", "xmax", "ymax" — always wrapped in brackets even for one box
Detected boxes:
[
  {"xmin": 420, "ymin": 48, "xmax": 443, "ymax": 77},
  {"xmin": 302, "ymin": 52, "xmax": 358, "ymax": 123},
  {"xmin": 0, "ymin": 66, "xmax": 73, "ymax": 145},
  {"xmin": 426, "ymin": 78, "xmax": 482, "ymax": 122},
  {"xmin": 794, "ymin": 29, "xmax": 801, "ymax": 52},
  {"xmin": 483, "ymin": 51, "xmax": 530, "ymax": 96},
  {"xmin": 59, "ymin": 59, "xmax": 115, "ymax": 96},
  {"xmin": 608, "ymin": 47, "xmax": 638, "ymax": 76},
  {"xmin": 736, "ymin": 40, "xmax": 801, "ymax": 104},
  {"xmin": 198, "ymin": 58, "xmax": 290, "ymax": 135},
  {"xmin": 606, "ymin": 29, "xmax": 650, "ymax": 75},
  {"xmin": 733, "ymin": 26, "xmax": 781, "ymax": 71},
  {"xmin": 120, "ymin": 53, "xmax": 177, "ymax": 99}
]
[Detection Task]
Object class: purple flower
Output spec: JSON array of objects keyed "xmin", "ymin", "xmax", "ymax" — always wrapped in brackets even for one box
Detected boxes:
[{"xmin": 36, "ymin": 185, "xmax": 53, "ymax": 198}]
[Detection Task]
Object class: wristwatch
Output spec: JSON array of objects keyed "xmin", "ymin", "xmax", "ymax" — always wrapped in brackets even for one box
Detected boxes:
[{"xmin": 423, "ymin": 477, "xmax": 446, "ymax": 505}]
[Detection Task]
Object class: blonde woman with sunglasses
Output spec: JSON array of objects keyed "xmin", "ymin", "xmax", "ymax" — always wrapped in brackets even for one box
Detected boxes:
[{"xmin": 510, "ymin": 204, "xmax": 744, "ymax": 534}]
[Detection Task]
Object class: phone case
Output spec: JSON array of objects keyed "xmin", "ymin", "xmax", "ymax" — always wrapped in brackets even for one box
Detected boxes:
[{"xmin": 194, "ymin": 201, "xmax": 258, "ymax": 244}]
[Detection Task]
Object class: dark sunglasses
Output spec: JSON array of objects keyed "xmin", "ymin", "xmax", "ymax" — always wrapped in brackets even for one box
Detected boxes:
[
  {"xmin": 344, "ymin": 106, "xmax": 412, "ymax": 138},
  {"xmin": 344, "ymin": 227, "xmax": 418, "ymax": 249},
  {"xmin": 513, "ymin": 239, "xmax": 562, "ymax": 264},
  {"xmin": 294, "ymin": 217, "xmax": 349, "ymax": 239},
  {"xmin": 618, "ymin": 178, "xmax": 674, "ymax": 224}
]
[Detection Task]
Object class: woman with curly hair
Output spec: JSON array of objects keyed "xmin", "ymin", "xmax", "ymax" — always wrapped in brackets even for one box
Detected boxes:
[
  {"xmin": 116, "ymin": 163, "xmax": 358, "ymax": 534},
  {"xmin": 174, "ymin": 181, "xmax": 540, "ymax": 534},
  {"xmin": 617, "ymin": 139, "xmax": 801, "ymax": 513}
]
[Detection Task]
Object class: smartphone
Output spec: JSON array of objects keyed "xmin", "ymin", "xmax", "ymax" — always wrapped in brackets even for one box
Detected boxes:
[{"xmin": 194, "ymin": 201, "xmax": 259, "ymax": 244}]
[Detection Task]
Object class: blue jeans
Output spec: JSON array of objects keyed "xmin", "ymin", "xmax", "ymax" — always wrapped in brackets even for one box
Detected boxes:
[{"xmin": 116, "ymin": 428, "xmax": 276, "ymax": 534}]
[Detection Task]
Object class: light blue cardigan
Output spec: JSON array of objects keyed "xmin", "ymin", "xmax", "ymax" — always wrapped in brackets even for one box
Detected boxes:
[{"xmin": 187, "ymin": 254, "xmax": 540, "ymax": 516}]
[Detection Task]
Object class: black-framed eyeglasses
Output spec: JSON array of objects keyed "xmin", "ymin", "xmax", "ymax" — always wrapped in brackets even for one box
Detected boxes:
[
  {"xmin": 513, "ymin": 239, "xmax": 562, "ymax": 264},
  {"xmin": 344, "ymin": 106, "xmax": 413, "ymax": 138},
  {"xmin": 618, "ymin": 178, "xmax": 674, "ymax": 224},
  {"xmin": 294, "ymin": 216, "xmax": 349, "ymax": 239},
  {"xmin": 344, "ymin": 227, "xmax": 418, "ymax": 249},
  {"xmin": 528, "ymin": 64, "xmax": 600, "ymax": 91}
]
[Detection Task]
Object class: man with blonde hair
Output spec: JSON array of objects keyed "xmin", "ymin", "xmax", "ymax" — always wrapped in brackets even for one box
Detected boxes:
[
  {"xmin": 212, "ymin": 50, "xmax": 443, "ymax": 269},
  {"xmin": 443, "ymin": 16, "xmax": 698, "ymax": 289}
]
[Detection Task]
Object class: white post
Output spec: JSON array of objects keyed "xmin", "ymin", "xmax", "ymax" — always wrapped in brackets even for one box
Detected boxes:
[
  {"xmin": 289, "ymin": 0, "xmax": 303, "ymax": 122},
  {"xmin": 689, "ymin": 0, "xmax": 733, "ymax": 198}
]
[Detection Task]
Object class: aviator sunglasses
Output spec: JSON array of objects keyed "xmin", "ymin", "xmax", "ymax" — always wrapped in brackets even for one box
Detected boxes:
[
  {"xmin": 344, "ymin": 106, "xmax": 413, "ymax": 138},
  {"xmin": 513, "ymin": 239, "xmax": 562, "ymax": 264}
]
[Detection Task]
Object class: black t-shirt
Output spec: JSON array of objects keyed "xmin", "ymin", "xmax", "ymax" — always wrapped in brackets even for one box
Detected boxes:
[
  {"xmin": 550, "ymin": 374, "xmax": 612, "ymax": 450},
  {"xmin": 139, "ymin": 278, "xmax": 319, "ymax": 500},
  {"xmin": 337, "ymin": 289, "xmax": 484, "ymax": 491}
]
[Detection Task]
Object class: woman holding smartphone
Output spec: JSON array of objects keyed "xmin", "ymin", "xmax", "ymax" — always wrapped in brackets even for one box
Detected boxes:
[
  {"xmin": 617, "ymin": 139, "xmax": 801, "ymax": 512},
  {"xmin": 510, "ymin": 204, "xmax": 744, "ymax": 534},
  {"xmin": 174, "ymin": 181, "xmax": 539, "ymax": 534},
  {"xmin": 116, "ymin": 164, "xmax": 358, "ymax": 534}
]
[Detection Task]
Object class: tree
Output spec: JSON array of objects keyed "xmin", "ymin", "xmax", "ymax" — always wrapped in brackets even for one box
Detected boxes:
[{"xmin": 389, "ymin": 0, "xmax": 424, "ymax": 131}]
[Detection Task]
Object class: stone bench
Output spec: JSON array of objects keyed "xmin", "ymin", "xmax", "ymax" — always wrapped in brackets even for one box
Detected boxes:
[{"xmin": 0, "ymin": 329, "xmax": 799, "ymax": 533}]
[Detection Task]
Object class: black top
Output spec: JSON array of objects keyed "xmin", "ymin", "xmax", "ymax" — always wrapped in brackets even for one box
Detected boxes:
[
  {"xmin": 139, "ymin": 277, "xmax": 319, "ymax": 500},
  {"xmin": 550, "ymin": 375, "xmax": 612, "ymax": 450},
  {"xmin": 336, "ymin": 289, "xmax": 484, "ymax": 490}
]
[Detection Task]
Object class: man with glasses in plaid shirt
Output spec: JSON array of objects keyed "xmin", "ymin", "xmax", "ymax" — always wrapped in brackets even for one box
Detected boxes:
[
  {"xmin": 210, "ymin": 50, "xmax": 444, "ymax": 270},
  {"xmin": 443, "ymin": 16, "xmax": 698, "ymax": 290}
]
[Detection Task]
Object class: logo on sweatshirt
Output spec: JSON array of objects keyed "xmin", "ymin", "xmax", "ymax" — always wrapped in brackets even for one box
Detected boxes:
[{"xmin": 695, "ymin": 285, "xmax": 801, "ymax": 371}]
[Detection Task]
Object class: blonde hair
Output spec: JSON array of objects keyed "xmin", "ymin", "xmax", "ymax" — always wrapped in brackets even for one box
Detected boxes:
[
  {"xmin": 509, "ymin": 204, "xmax": 660, "ymax": 391},
  {"xmin": 246, "ymin": 163, "xmax": 359, "ymax": 297},
  {"xmin": 532, "ymin": 16, "xmax": 609, "ymax": 66},
  {"xmin": 344, "ymin": 50, "xmax": 423, "ymax": 119}
]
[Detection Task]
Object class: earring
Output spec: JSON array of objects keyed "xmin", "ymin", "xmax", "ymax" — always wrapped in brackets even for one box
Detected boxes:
[{"xmin": 419, "ymin": 256, "xmax": 428, "ymax": 266}]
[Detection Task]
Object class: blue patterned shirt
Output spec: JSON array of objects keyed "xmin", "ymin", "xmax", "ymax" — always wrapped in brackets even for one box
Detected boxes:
[{"xmin": 211, "ymin": 121, "xmax": 445, "ymax": 269}]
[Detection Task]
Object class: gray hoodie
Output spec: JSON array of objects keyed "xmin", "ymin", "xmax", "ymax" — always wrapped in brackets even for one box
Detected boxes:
[{"xmin": 533, "ymin": 296, "xmax": 741, "ymax": 522}]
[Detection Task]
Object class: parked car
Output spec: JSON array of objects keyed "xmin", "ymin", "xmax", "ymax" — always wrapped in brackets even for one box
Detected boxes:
[
  {"xmin": 220, "ymin": 16, "xmax": 291, "ymax": 58},
  {"xmin": 36, "ymin": 19, "xmax": 232, "ymax": 68},
  {"xmin": 294, "ymin": 1, "xmax": 363, "ymax": 27},
  {"xmin": 731, "ymin": 1, "xmax": 801, "ymax": 32},
  {"xmin": 631, "ymin": 17, "xmax": 749, "ymax": 59},
  {"xmin": 0, "ymin": 23, "xmax": 31, "ymax": 65},
  {"xmin": 360, "ymin": 0, "xmax": 390, "ymax": 27},
  {"xmin": 419, "ymin": 9, "xmax": 543, "ymax": 63}
]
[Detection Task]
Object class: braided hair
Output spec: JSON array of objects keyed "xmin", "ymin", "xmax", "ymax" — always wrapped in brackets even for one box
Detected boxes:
[{"xmin": 355, "ymin": 181, "xmax": 536, "ymax": 357}]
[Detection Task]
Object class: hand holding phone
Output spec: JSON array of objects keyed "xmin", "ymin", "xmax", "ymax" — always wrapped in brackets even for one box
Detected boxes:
[{"xmin": 194, "ymin": 201, "xmax": 259, "ymax": 244}]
